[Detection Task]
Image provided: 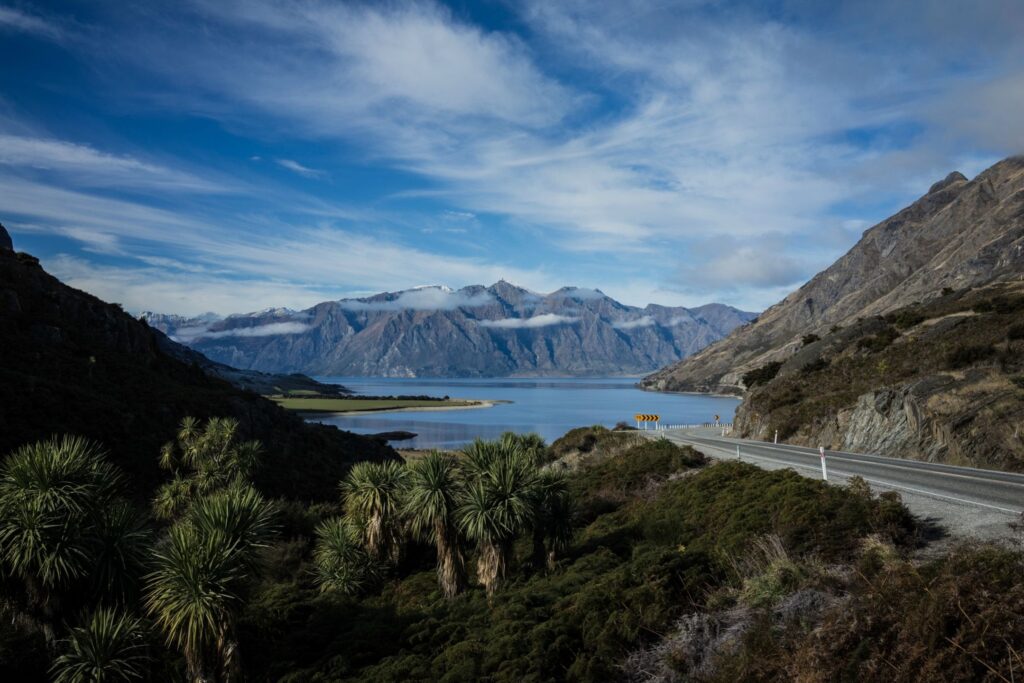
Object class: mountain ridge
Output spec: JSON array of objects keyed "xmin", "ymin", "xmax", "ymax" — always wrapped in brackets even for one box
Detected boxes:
[
  {"xmin": 145, "ymin": 282, "xmax": 756, "ymax": 377},
  {"xmin": 642, "ymin": 155, "xmax": 1024, "ymax": 395}
]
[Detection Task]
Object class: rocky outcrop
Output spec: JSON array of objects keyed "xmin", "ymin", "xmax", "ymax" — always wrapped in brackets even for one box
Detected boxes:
[
  {"xmin": 146, "ymin": 284, "xmax": 756, "ymax": 377},
  {"xmin": 643, "ymin": 155, "xmax": 1024, "ymax": 395},
  {"xmin": 0, "ymin": 222, "xmax": 12, "ymax": 251},
  {"xmin": 732, "ymin": 281, "xmax": 1024, "ymax": 470}
]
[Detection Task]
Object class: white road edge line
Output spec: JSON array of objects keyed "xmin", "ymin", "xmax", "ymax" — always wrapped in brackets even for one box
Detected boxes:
[
  {"xmin": 682, "ymin": 434, "xmax": 1024, "ymax": 488},
  {"xmin": 670, "ymin": 438, "xmax": 1023, "ymax": 516}
]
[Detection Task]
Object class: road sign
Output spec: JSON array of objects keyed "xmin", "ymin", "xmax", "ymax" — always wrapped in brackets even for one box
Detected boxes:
[{"xmin": 634, "ymin": 414, "xmax": 660, "ymax": 422}]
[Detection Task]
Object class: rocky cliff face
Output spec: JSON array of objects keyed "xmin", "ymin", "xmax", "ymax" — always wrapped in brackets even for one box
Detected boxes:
[
  {"xmin": 643, "ymin": 156, "xmax": 1024, "ymax": 395},
  {"xmin": 145, "ymin": 284, "xmax": 755, "ymax": 377}
]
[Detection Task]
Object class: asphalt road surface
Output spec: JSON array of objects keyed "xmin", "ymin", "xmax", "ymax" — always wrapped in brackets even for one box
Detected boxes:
[{"xmin": 651, "ymin": 428, "xmax": 1024, "ymax": 541}]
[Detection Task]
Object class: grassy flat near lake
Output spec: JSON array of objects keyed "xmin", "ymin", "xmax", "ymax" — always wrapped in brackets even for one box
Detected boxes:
[{"xmin": 270, "ymin": 396, "xmax": 481, "ymax": 413}]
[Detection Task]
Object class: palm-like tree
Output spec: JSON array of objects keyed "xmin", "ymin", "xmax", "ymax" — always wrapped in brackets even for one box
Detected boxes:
[
  {"xmin": 145, "ymin": 484, "xmax": 277, "ymax": 682},
  {"xmin": 404, "ymin": 451, "xmax": 467, "ymax": 598},
  {"xmin": 312, "ymin": 517, "xmax": 380, "ymax": 596},
  {"xmin": 0, "ymin": 436, "xmax": 130, "ymax": 641},
  {"xmin": 458, "ymin": 444, "xmax": 538, "ymax": 597},
  {"xmin": 51, "ymin": 607, "xmax": 151, "ymax": 683},
  {"xmin": 531, "ymin": 470, "xmax": 574, "ymax": 571},
  {"xmin": 90, "ymin": 500, "xmax": 151, "ymax": 604},
  {"xmin": 340, "ymin": 461, "xmax": 407, "ymax": 564},
  {"xmin": 460, "ymin": 439, "xmax": 503, "ymax": 479},
  {"xmin": 154, "ymin": 417, "xmax": 262, "ymax": 520},
  {"xmin": 499, "ymin": 432, "xmax": 548, "ymax": 466}
]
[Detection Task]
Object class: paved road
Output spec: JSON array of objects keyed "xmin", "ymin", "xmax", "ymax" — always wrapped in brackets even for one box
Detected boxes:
[{"xmin": 650, "ymin": 428, "xmax": 1024, "ymax": 540}]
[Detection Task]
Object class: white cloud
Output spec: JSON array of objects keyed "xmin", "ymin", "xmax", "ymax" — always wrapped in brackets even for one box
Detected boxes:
[
  {"xmin": 174, "ymin": 321, "xmax": 312, "ymax": 342},
  {"xmin": 0, "ymin": 7, "xmax": 64, "ymax": 41},
  {"xmin": 339, "ymin": 288, "xmax": 493, "ymax": 311},
  {"xmin": 667, "ymin": 315, "xmax": 696, "ymax": 327},
  {"xmin": 0, "ymin": 134, "xmax": 226, "ymax": 192},
  {"xmin": 10, "ymin": 0, "xmax": 1024, "ymax": 314},
  {"xmin": 612, "ymin": 315, "xmax": 655, "ymax": 330},
  {"xmin": 1, "ymin": 178, "xmax": 564, "ymax": 311},
  {"xmin": 479, "ymin": 313, "xmax": 579, "ymax": 329},
  {"xmin": 550, "ymin": 287, "xmax": 605, "ymax": 300},
  {"xmin": 684, "ymin": 246, "xmax": 809, "ymax": 290},
  {"xmin": 43, "ymin": 255, "xmax": 341, "ymax": 317},
  {"xmin": 130, "ymin": 0, "xmax": 571, "ymax": 133},
  {"xmin": 276, "ymin": 158, "xmax": 324, "ymax": 178}
]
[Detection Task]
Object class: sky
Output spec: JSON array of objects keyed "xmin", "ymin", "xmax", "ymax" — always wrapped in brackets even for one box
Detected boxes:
[{"xmin": 1, "ymin": 0, "xmax": 1022, "ymax": 316}]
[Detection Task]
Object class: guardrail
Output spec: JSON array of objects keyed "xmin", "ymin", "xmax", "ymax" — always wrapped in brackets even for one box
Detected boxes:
[{"xmin": 650, "ymin": 423, "xmax": 733, "ymax": 434}]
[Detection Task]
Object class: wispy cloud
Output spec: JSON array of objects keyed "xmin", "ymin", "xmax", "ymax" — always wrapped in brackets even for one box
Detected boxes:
[
  {"xmin": 275, "ymin": 158, "xmax": 324, "ymax": 178},
  {"xmin": 173, "ymin": 320, "xmax": 312, "ymax": 342},
  {"xmin": 4, "ymin": 180, "xmax": 560, "ymax": 313},
  {"xmin": 479, "ymin": 313, "xmax": 579, "ymax": 329},
  {"xmin": 339, "ymin": 287, "xmax": 493, "ymax": 311},
  {"xmin": 612, "ymin": 315, "xmax": 655, "ymax": 330},
  {"xmin": 4, "ymin": 0, "xmax": 1023, "ymax": 315},
  {"xmin": 0, "ymin": 134, "xmax": 225, "ymax": 192},
  {"xmin": 0, "ymin": 6, "xmax": 64, "ymax": 42}
]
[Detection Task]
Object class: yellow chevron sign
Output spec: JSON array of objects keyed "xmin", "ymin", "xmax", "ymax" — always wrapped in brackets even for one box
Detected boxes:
[{"xmin": 634, "ymin": 414, "xmax": 660, "ymax": 422}]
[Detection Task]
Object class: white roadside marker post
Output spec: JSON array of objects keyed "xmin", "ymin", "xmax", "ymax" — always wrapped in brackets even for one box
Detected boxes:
[
  {"xmin": 774, "ymin": 430, "xmax": 778, "ymax": 444},
  {"xmin": 736, "ymin": 444, "xmax": 741, "ymax": 461},
  {"xmin": 819, "ymin": 446, "xmax": 828, "ymax": 481}
]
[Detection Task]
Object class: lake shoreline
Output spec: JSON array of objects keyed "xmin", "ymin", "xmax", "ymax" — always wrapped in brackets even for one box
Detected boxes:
[
  {"xmin": 310, "ymin": 377, "xmax": 742, "ymax": 450},
  {"xmin": 296, "ymin": 399, "xmax": 509, "ymax": 416}
]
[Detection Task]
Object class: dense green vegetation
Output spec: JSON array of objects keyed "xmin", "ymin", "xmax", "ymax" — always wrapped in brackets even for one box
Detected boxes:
[{"xmin": 5, "ymin": 419, "xmax": 1024, "ymax": 681}]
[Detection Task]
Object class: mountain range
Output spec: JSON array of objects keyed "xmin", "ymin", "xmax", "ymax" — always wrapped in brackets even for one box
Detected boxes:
[{"xmin": 144, "ymin": 283, "xmax": 756, "ymax": 377}]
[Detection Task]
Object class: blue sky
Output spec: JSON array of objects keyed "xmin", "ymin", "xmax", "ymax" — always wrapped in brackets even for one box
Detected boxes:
[{"xmin": 1, "ymin": 0, "xmax": 1022, "ymax": 315}]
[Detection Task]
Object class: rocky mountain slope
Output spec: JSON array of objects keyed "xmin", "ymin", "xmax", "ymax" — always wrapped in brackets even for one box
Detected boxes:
[
  {"xmin": 145, "ymin": 283, "xmax": 755, "ymax": 377},
  {"xmin": 735, "ymin": 284, "xmax": 1024, "ymax": 471},
  {"xmin": 0, "ymin": 229, "xmax": 394, "ymax": 500},
  {"xmin": 642, "ymin": 155, "xmax": 1024, "ymax": 395}
]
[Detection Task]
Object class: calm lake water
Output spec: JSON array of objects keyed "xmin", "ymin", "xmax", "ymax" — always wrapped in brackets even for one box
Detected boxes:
[{"xmin": 308, "ymin": 377, "xmax": 740, "ymax": 449}]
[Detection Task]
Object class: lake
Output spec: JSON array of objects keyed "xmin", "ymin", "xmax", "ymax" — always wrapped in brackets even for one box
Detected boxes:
[{"xmin": 308, "ymin": 377, "xmax": 740, "ymax": 449}]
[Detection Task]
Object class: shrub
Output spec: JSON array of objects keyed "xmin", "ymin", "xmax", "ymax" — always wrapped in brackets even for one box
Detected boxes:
[
  {"xmin": 572, "ymin": 439, "xmax": 705, "ymax": 501},
  {"xmin": 1007, "ymin": 323, "xmax": 1024, "ymax": 341},
  {"xmin": 941, "ymin": 286, "xmax": 955, "ymax": 296},
  {"xmin": 800, "ymin": 357, "xmax": 829, "ymax": 375},
  {"xmin": 992, "ymin": 295, "xmax": 1024, "ymax": 313},
  {"xmin": 801, "ymin": 334, "xmax": 820, "ymax": 346},
  {"xmin": 890, "ymin": 310, "xmax": 925, "ymax": 329},
  {"xmin": 946, "ymin": 344, "xmax": 995, "ymax": 370},
  {"xmin": 743, "ymin": 361, "xmax": 783, "ymax": 388},
  {"xmin": 550, "ymin": 426, "xmax": 614, "ymax": 457},
  {"xmin": 857, "ymin": 327, "xmax": 899, "ymax": 352}
]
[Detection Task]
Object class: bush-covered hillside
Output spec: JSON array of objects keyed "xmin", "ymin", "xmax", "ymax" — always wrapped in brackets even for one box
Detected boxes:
[
  {"xmin": 736, "ymin": 282, "xmax": 1024, "ymax": 470},
  {"xmin": 6, "ymin": 421, "xmax": 1024, "ymax": 682},
  {"xmin": 233, "ymin": 437, "xmax": 922, "ymax": 681}
]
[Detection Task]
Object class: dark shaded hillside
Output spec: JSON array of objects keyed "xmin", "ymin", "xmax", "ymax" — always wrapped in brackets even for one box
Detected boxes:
[{"xmin": 0, "ymin": 246, "xmax": 396, "ymax": 501}]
